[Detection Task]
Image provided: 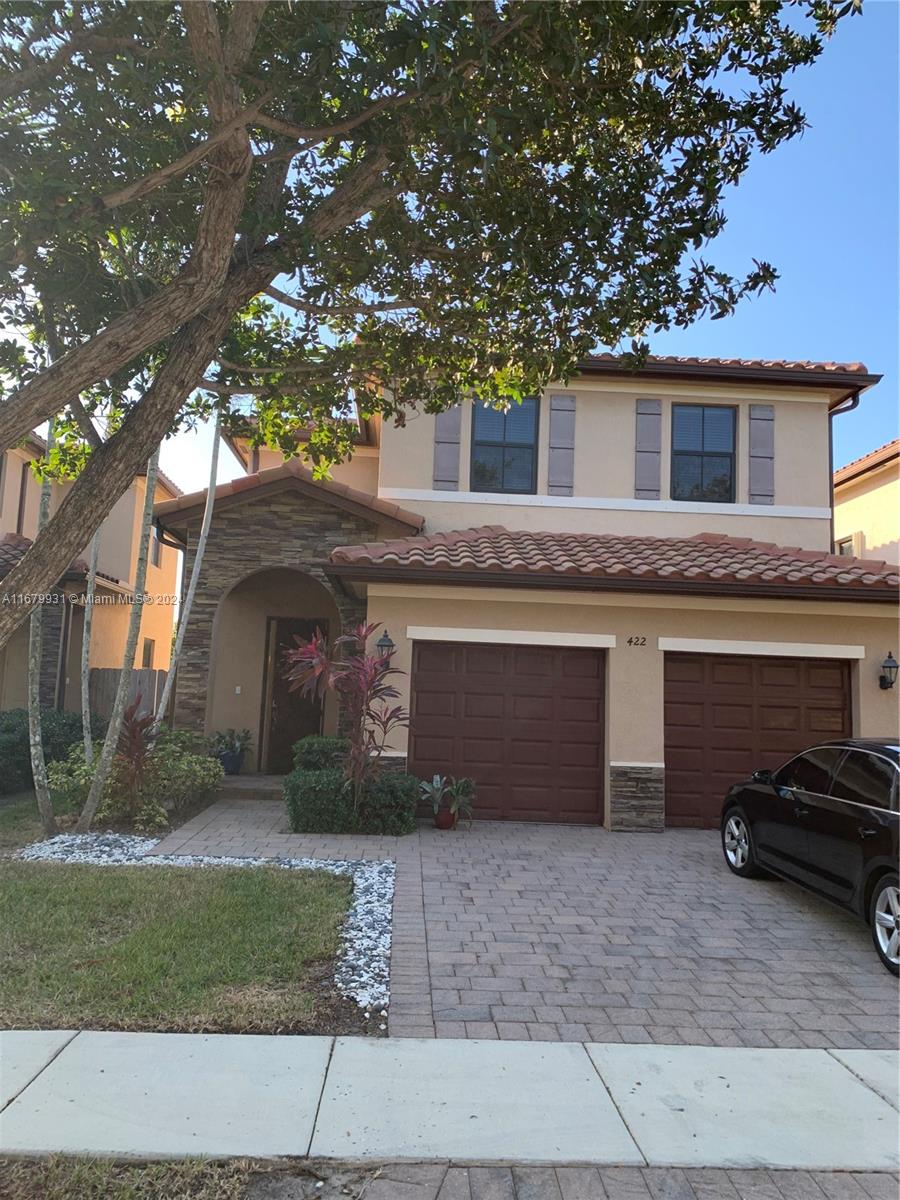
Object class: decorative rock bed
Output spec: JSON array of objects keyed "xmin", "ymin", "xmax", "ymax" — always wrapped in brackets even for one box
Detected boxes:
[{"xmin": 19, "ymin": 833, "xmax": 394, "ymax": 1012}]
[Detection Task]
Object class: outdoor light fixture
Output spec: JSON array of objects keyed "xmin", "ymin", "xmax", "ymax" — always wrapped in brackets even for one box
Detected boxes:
[
  {"xmin": 879, "ymin": 652, "xmax": 898, "ymax": 691},
  {"xmin": 376, "ymin": 630, "xmax": 396, "ymax": 659}
]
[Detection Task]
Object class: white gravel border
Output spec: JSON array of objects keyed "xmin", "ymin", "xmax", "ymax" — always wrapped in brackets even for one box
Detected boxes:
[{"xmin": 19, "ymin": 833, "xmax": 394, "ymax": 1012}]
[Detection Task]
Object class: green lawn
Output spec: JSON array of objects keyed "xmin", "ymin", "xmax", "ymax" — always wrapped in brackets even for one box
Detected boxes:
[
  {"xmin": 1, "ymin": 862, "xmax": 350, "ymax": 1033},
  {"xmin": 0, "ymin": 792, "xmax": 45, "ymax": 853},
  {"xmin": 0, "ymin": 1157, "xmax": 249, "ymax": 1200}
]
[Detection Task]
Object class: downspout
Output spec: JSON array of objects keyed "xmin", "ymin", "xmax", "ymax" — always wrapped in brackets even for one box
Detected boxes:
[{"xmin": 828, "ymin": 388, "xmax": 862, "ymax": 552}]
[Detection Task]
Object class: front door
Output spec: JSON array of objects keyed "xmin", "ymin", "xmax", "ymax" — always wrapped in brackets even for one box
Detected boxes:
[{"xmin": 262, "ymin": 617, "xmax": 328, "ymax": 774}]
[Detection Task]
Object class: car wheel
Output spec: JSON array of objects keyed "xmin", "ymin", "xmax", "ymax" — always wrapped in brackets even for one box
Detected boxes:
[
  {"xmin": 722, "ymin": 809, "xmax": 763, "ymax": 878},
  {"xmin": 870, "ymin": 873, "xmax": 900, "ymax": 976}
]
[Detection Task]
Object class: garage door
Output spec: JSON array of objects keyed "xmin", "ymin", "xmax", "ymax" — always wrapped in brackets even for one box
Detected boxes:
[
  {"xmin": 664, "ymin": 653, "xmax": 851, "ymax": 828},
  {"xmin": 408, "ymin": 641, "xmax": 605, "ymax": 823}
]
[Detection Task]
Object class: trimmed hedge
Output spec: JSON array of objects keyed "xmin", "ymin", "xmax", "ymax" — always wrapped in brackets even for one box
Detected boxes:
[
  {"xmin": 284, "ymin": 766, "xmax": 418, "ymax": 836},
  {"xmin": 291, "ymin": 734, "xmax": 349, "ymax": 771},
  {"xmin": 0, "ymin": 708, "xmax": 105, "ymax": 795}
]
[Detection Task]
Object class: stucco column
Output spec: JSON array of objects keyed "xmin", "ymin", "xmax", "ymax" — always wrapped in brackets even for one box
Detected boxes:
[{"xmin": 606, "ymin": 639, "xmax": 665, "ymax": 831}]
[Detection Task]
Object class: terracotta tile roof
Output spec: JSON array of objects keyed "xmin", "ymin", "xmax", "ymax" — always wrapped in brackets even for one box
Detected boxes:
[
  {"xmin": 581, "ymin": 353, "xmax": 873, "ymax": 376},
  {"xmin": 834, "ymin": 438, "xmax": 900, "ymax": 488},
  {"xmin": 0, "ymin": 533, "xmax": 122, "ymax": 586},
  {"xmin": 154, "ymin": 457, "xmax": 423, "ymax": 534},
  {"xmin": 330, "ymin": 526, "xmax": 899, "ymax": 602},
  {"xmin": 576, "ymin": 355, "xmax": 880, "ymax": 406}
]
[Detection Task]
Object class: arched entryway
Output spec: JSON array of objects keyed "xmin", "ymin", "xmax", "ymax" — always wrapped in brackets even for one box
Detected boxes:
[{"xmin": 207, "ymin": 567, "xmax": 342, "ymax": 773}]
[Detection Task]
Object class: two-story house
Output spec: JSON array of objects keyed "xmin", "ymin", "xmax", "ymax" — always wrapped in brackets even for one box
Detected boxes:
[
  {"xmin": 834, "ymin": 438, "xmax": 900, "ymax": 565},
  {"xmin": 155, "ymin": 356, "xmax": 899, "ymax": 830},
  {"xmin": 0, "ymin": 434, "xmax": 181, "ymax": 713}
]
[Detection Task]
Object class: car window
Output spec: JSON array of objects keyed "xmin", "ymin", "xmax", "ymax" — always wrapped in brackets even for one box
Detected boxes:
[
  {"xmin": 772, "ymin": 747, "xmax": 844, "ymax": 795},
  {"xmin": 830, "ymin": 750, "xmax": 898, "ymax": 811}
]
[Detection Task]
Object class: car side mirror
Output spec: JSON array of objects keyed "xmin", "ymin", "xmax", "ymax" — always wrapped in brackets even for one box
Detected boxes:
[{"xmin": 752, "ymin": 768, "xmax": 773, "ymax": 785}]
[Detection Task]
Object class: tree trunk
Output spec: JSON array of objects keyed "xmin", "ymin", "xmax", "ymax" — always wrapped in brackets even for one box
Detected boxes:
[
  {"xmin": 154, "ymin": 408, "xmax": 221, "ymax": 730},
  {"xmin": 74, "ymin": 449, "xmax": 160, "ymax": 833},
  {"xmin": 0, "ymin": 255, "xmax": 277, "ymax": 655},
  {"xmin": 81, "ymin": 530, "xmax": 101, "ymax": 759},
  {"xmin": 27, "ymin": 422, "xmax": 58, "ymax": 837}
]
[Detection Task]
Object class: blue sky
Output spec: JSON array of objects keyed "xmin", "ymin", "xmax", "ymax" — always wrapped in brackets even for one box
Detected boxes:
[{"xmin": 161, "ymin": 2, "xmax": 899, "ymax": 492}]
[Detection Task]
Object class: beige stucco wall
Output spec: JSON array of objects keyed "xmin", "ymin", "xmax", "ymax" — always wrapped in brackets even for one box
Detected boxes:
[
  {"xmin": 834, "ymin": 462, "xmax": 900, "ymax": 564},
  {"xmin": 0, "ymin": 622, "xmax": 29, "ymax": 710},
  {"xmin": 377, "ymin": 381, "xmax": 833, "ymax": 550},
  {"xmin": 366, "ymin": 583, "xmax": 899, "ymax": 775},
  {"xmin": 206, "ymin": 567, "xmax": 341, "ymax": 771},
  {"xmin": 252, "ymin": 444, "xmax": 381, "ymax": 496}
]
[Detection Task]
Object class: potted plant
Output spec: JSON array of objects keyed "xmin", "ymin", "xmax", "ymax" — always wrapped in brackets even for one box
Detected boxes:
[
  {"xmin": 446, "ymin": 776, "xmax": 475, "ymax": 828},
  {"xmin": 209, "ymin": 728, "xmax": 252, "ymax": 776},
  {"xmin": 421, "ymin": 774, "xmax": 475, "ymax": 830}
]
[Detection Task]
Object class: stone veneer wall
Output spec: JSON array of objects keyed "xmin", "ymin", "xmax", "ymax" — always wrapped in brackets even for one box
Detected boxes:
[
  {"xmin": 38, "ymin": 590, "xmax": 66, "ymax": 708},
  {"xmin": 173, "ymin": 487, "xmax": 371, "ymax": 733},
  {"xmin": 608, "ymin": 765, "xmax": 665, "ymax": 831}
]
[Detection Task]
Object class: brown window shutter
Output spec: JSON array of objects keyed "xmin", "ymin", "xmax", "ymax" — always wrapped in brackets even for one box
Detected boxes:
[
  {"xmin": 432, "ymin": 406, "xmax": 461, "ymax": 490},
  {"xmin": 635, "ymin": 399, "xmax": 661, "ymax": 499},
  {"xmin": 548, "ymin": 393, "xmax": 576, "ymax": 496},
  {"xmin": 749, "ymin": 404, "xmax": 775, "ymax": 504}
]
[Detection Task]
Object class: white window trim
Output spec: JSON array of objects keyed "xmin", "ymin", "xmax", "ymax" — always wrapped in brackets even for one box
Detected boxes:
[
  {"xmin": 657, "ymin": 637, "xmax": 865, "ymax": 659},
  {"xmin": 379, "ymin": 487, "xmax": 829, "ymax": 520},
  {"xmin": 407, "ymin": 626, "xmax": 616, "ymax": 648}
]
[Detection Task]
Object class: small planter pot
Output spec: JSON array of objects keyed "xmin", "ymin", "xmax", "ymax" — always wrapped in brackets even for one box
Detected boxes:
[
  {"xmin": 217, "ymin": 749, "xmax": 245, "ymax": 776},
  {"xmin": 434, "ymin": 808, "xmax": 457, "ymax": 831}
]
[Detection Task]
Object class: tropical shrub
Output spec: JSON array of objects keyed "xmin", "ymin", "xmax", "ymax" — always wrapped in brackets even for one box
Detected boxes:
[
  {"xmin": 284, "ymin": 766, "xmax": 417, "ymax": 836},
  {"xmin": 48, "ymin": 739, "xmax": 223, "ymax": 833},
  {"xmin": 0, "ymin": 707, "xmax": 105, "ymax": 795},
  {"xmin": 282, "ymin": 623, "xmax": 408, "ymax": 809},
  {"xmin": 292, "ymin": 735, "xmax": 349, "ymax": 771}
]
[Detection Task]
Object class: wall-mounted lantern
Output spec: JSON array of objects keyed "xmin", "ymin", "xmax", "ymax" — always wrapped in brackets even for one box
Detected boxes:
[
  {"xmin": 879, "ymin": 652, "xmax": 898, "ymax": 691},
  {"xmin": 376, "ymin": 630, "xmax": 396, "ymax": 660}
]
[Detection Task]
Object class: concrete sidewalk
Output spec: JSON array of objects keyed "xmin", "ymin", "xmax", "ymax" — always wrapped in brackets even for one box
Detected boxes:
[{"xmin": 1, "ymin": 1032, "xmax": 897, "ymax": 1171}]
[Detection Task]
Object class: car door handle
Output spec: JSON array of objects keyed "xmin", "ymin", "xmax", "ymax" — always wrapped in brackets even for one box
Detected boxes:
[
  {"xmin": 858, "ymin": 826, "xmax": 877, "ymax": 839},
  {"xmin": 793, "ymin": 806, "xmax": 809, "ymax": 818}
]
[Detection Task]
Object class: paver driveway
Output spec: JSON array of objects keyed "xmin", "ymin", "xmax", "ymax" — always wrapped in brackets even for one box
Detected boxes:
[{"xmin": 154, "ymin": 802, "xmax": 898, "ymax": 1049}]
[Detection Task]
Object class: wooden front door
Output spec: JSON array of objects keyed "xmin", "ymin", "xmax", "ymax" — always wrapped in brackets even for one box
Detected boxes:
[{"xmin": 262, "ymin": 617, "xmax": 328, "ymax": 774}]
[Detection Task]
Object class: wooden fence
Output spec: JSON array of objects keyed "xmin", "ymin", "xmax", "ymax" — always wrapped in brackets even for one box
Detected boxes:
[{"xmin": 88, "ymin": 668, "xmax": 168, "ymax": 721}]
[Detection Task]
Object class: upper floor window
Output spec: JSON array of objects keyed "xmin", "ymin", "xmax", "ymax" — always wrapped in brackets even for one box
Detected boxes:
[
  {"xmin": 471, "ymin": 397, "xmax": 539, "ymax": 494},
  {"xmin": 835, "ymin": 536, "xmax": 854, "ymax": 557},
  {"xmin": 671, "ymin": 404, "xmax": 736, "ymax": 503},
  {"xmin": 150, "ymin": 524, "xmax": 162, "ymax": 568}
]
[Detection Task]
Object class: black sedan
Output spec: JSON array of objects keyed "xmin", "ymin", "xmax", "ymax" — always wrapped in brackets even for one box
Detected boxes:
[{"xmin": 721, "ymin": 738, "xmax": 899, "ymax": 974}]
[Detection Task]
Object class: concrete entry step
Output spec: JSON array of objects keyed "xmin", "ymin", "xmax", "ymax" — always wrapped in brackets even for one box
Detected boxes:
[{"xmin": 218, "ymin": 774, "xmax": 285, "ymax": 801}]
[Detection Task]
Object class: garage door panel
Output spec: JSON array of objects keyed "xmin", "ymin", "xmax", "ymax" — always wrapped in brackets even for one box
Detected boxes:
[
  {"xmin": 409, "ymin": 641, "xmax": 605, "ymax": 823},
  {"xmin": 664, "ymin": 652, "xmax": 850, "ymax": 828},
  {"xmin": 710, "ymin": 703, "xmax": 753, "ymax": 729},
  {"xmin": 709, "ymin": 661, "xmax": 755, "ymax": 686}
]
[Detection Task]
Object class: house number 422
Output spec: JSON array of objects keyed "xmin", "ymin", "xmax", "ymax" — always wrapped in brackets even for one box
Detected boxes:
[{"xmin": 626, "ymin": 636, "xmax": 647, "ymax": 646}]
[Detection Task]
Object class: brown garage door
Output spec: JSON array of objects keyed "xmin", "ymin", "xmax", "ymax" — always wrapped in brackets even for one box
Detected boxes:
[
  {"xmin": 664, "ymin": 652, "xmax": 851, "ymax": 828},
  {"xmin": 408, "ymin": 641, "xmax": 605, "ymax": 823}
]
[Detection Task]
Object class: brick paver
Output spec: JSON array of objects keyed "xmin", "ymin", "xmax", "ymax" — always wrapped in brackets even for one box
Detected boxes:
[
  {"xmin": 256, "ymin": 1165, "xmax": 900, "ymax": 1199},
  {"xmin": 154, "ymin": 801, "xmax": 899, "ymax": 1049}
]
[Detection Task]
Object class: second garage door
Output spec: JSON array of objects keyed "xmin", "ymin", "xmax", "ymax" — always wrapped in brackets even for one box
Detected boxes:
[
  {"xmin": 408, "ymin": 640, "xmax": 605, "ymax": 823},
  {"xmin": 664, "ymin": 652, "xmax": 852, "ymax": 828}
]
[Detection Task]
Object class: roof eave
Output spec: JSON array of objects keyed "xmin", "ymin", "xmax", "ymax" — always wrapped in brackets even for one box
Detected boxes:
[
  {"xmin": 327, "ymin": 562, "xmax": 898, "ymax": 605},
  {"xmin": 574, "ymin": 359, "xmax": 882, "ymax": 406}
]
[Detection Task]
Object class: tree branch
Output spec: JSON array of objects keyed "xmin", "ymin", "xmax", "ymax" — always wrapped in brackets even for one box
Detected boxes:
[
  {"xmin": 264, "ymin": 284, "xmax": 409, "ymax": 315},
  {"xmin": 254, "ymin": 91, "xmax": 413, "ymax": 146}
]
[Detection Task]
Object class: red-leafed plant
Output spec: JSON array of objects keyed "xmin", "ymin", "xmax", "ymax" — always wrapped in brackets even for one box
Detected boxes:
[
  {"xmin": 282, "ymin": 623, "xmax": 409, "ymax": 811},
  {"xmin": 116, "ymin": 693, "xmax": 156, "ymax": 815}
]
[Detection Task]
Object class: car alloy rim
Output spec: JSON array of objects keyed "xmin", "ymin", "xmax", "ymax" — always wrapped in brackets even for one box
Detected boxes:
[
  {"xmin": 874, "ymin": 884, "xmax": 900, "ymax": 965},
  {"xmin": 724, "ymin": 815, "xmax": 749, "ymax": 869}
]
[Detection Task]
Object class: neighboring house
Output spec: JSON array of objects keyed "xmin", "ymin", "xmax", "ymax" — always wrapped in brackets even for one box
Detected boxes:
[
  {"xmin": 833, "ymin": 438, "xmax": 900, "ymax": 564},
  {"xmin": 0, "ymin": 434, "xmax": 181, "ymax": 713},
  {"xmin": 156, "ymin": 356, "xmax": 899, "ymax": 830}
]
